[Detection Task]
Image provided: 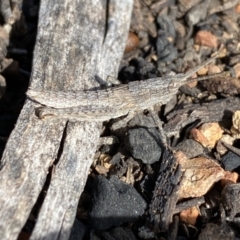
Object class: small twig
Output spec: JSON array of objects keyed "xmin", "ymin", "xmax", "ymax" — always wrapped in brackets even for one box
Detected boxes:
[
  {"xmin": 149, "ymin": 108, "xmax": 168, "ymax": 146},
  {"xmin": 174, "ymin": 196, "xmax": 205, "ymax": 214},
  {"xmin": 185, "ymin": 71, "xmax": 230, "ymax": 84},
  {"xmin": 221, "ymin": 141, "xmax": 240, "ymax": 157}
]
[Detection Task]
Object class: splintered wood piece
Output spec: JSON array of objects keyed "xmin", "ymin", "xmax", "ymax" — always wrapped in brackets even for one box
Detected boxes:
[
  {"xmin": 0, "ymin": 0, "xmax": 133, "ymax": 239},
  {"xmin": 165, "ymin": 97, "xmax": 240, "ymax": 137},
  {"xmin": 149, "ymin": 148, "xmax": 182, "ymax": 232}
]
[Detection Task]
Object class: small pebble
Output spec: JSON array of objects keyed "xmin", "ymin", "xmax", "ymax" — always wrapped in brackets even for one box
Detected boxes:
[
  {"xmin": 175, "ymin": 139, "xmax": 204, "ymax": 159},
  {"xmin": 221, "ymin": 151, "xmax": 240, "ymax": 171},
  {"xmin": 221, "ymin": 171, "xmax": 238, "ymax": 187},
  {"xmin": 124, "ymin": 127, "xmax": 162, "ymax": 164},
  {"xmin": 207, "ymin": 65, "xmax": 221, "ymax": 75},
  {"xmin": 235, "ymin": 3, "xmax": 240, "ymax": 13},
  {"xmin": 124, "ymin": 32, "xmax": 139, "ymax": 53},
  {"xmin": 197, "ymin": 66, "xmax": 208, "ymax": 76},
  {"xmin": 88, "ymin": 176, "xmax": 146, "ymax": 230},
  {"xmin": 194, "ymin": 30, "xmax": 218, "ymax": 48},
  {"xmin": 191, "ymin": 123, "xmax": 223, "ymax": 148},
  {"xmin": 180, "ymin": 206, "xmax": 200, "ymax": 226}
]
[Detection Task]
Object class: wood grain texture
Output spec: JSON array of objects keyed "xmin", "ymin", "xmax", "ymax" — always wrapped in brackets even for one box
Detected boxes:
[{"xmin": 0, "ymin": 0, "xmax": 133, "ymax": 239}]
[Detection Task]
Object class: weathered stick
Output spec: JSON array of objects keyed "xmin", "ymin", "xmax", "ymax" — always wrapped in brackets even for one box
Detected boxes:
[{"xmin": 0, "ymin": 1, "xmax": 133, "ymax": 239}]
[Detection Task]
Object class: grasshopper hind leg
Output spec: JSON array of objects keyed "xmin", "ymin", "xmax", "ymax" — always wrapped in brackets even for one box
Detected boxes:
[
  {"xmin": 111, "ymin": 111, "xmax": 136, "ymax": 131},
  {"xmin": 149, "ymin": 107, "xmax": 168, "ymax": 147}
]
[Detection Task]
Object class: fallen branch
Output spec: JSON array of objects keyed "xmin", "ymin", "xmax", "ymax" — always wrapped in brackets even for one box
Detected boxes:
[{"xmin": 0, "ymin": 0, "xmax": 133, "ymax": 239}]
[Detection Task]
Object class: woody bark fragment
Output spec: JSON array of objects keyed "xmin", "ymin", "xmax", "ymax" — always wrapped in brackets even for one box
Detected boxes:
[{"xmin": 0, "ymin": 0, "xmax": 133, "ymax": 239}]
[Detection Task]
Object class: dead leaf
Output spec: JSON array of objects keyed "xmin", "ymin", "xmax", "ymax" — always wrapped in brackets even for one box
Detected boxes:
[
  {"xmin": 95, "ymin": 165, "xmax": 109, "ymax": 175},
  {"xmin": 99, "ymin": 153, "xmax": 112, "ymax": 169}
]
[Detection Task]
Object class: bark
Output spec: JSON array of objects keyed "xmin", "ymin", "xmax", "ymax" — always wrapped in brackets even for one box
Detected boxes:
[
  {"xmin": 164, "ymin": 97, "xmax": 240, "ymax": 137},
  {"xmin": 0, "ymin": 0, "xmax": 133, "ymax": 239}
]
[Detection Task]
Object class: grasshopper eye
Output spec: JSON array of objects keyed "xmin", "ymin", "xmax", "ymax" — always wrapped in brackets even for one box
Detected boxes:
[{"xmin": 168, "ymin": 80, "xmax": 178, "ymax": 89}]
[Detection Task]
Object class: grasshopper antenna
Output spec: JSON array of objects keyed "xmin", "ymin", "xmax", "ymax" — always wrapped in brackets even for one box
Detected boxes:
[
  {"xmin": 185, "ymin": 70, "xmax": 231, "ymax": 84},
  {"xmin": 182, "ymin": 47, "xmax": 225, "ymax": 83}
]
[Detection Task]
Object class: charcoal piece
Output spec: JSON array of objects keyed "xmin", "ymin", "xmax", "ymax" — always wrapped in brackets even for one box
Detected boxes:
[
  {"xmin": 139, "ymin": 175, "xmax": 155, "ymax": 199},
  {"xmin": 222, "ymin": 183, "xmax": 240, "ymax": 220},
  {"xmin": 198, "ymin": 223, "xmax": 235, "ymax": 240},
  {"xmin": 90, "ymin": 230, "xmax": 102, "ymax": 240},
  {"xmin": 138, "ymin": 225, "xmax": 155, "ymax": 239},
  {"xmin": 204, "ymin": 187, "xmax": 222, "ymax": 209},
  {"xmin": 185, "ymin": 0, "xmax": 209, "ymax": 27},
  {"xmin": 177, "ymin": 0, "xmax": 202, "ymax": 18},
  {"xmin": 199, "ymin": 206, "xmax": 214, "ymax": 224},
  {"xmin": 88, "ymin": 176, "xmax": 147, "ymax": 230},
  {"xmin": 118, "ymin": 65, "xmax": 136, "ymax": 82},
  {"xmin": 137, "ymin": 58, "xmax": 157, "ymax": 78},
  {"xmin": 98, "ymin": 227, "xmax": 137, "ymax": 240},
  {"xmin": 109, "ymin": 227, "xmax": 137, "ymax": 240},
  {"xmin": 201, "ymin": 76, "xmax": 240, "ymax": 96},
  {"xmin": 149, "ymin": 148, "xmax": 182, "ymax": 232},
  {"xmin": 69, "ymin": 219, "xmax": 86, "ymax": 240},
  {"xmin": 221, "ymin": 151, "xmax": 240, "ymax": 171},
  {"xmin": 124, "ymin": 127, "xmax": 162, "ymax": 164},
  {"xmin": 167, "ymin": 215, "xmax": 179, "ymax": 240},
  {"xmin": 175, "ymin": 139, "xmax": 204, "ymax": 159},
  {"xmin": 156, "ymin": 33, "xmax": 178, "ymax": 62},
  {"xmin": 128, "ymin": 112, "xmax": 155, "ymax": 128},
  {"xmin": 157, "ymin": 15, "xmax": 176, "ymax": 39},
  {"xmin": 100, "ymin": 144, "xmax": 114, "ymax": 155},
  {"xmin": 179, "ymin": 84, "xmax": 201, "ymax": 98},
  {"xmin": 109, "ymin": 152, "xmax": 123, "ymax": 165},
  {"xmin": 120, "ymin": 57, "xmax": 158, "ymax": 81},
  {"xmin": 229, "ymin": 217, "xmax": 240, "ymax": 229},
  {"xmin": 174, "ymin": 197, "xmax": 205, "ymax": 214},
  {"xmin": 156, "ymin": 15, "xmax": 177, "ymax": 62}
]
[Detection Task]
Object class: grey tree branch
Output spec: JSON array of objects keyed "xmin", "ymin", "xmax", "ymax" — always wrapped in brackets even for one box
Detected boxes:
[{"xmin": 0, "ymin": 1, "xmax": 133, "ymax": 239}]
